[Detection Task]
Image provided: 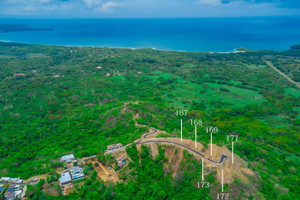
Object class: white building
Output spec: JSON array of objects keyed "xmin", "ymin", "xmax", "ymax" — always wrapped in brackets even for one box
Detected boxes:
[
  {"xmin": 10, "ymin": 178, "xmax": 23, "ymax": 183},
  {"xmin": 0, "ymin": 177, "xmax": 10, "ymax": 182},
  {"xmin": 59, "ymin": 172, "xmax": 72, "ymax": 186},
  {"xmin": 61, "ymin": 154, "xmax": 76, "ymax": 163},
  {"xmin": 70, "ymin": 166, "xmax": 84, "ymax": 181}
]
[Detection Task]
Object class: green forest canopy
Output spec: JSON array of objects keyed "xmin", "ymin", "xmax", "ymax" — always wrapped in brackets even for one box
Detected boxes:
[{"xmin": 0, "ymin": 42, "xmax": 299, "ymax": 199}]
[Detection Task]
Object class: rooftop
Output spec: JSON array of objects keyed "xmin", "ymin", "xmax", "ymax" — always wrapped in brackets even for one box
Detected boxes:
[
  {"xmin": 0, "ymin": 177, "xmax": 10, "ymax": 181},
  {"xmin": 59, "ymin": 172, "xmax": 71, "ymax": 184},
  {"xmin": 116, "ymin": 156, "xmax": 126, "ymax": 162},
  {"xmin": 107, "ymin": 143, "xmax": 122, "ymax": 149},
  {"xmin": 71, "ymin": 166, "xmax": 83, "ymax": 175},
  {"xmin": 61, "ymin": 154, "xmax": 75, "ymax": 161},
  {"xmin": 117, "ymin": 162, "xmax": 125, "ymax": 167},
  {"xmin": 10, "ymin": 178, "xmax": 23, "ymax": 183},
  {"xmin": 5, "ymin": 188, "xmax": 15, "ymax": 198}
]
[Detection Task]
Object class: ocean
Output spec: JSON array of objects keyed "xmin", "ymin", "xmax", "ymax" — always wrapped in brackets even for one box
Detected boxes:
[{"xmin": 0, "ymin": 17, "xmax": 299, "ymax": 52}]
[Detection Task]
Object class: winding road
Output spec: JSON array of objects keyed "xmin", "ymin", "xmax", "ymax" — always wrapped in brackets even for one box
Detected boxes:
[
  {"xmin": 143, "ymin": 128, "xmax": 157, "ymax": 138},
  {"xmin": 105, "ymin": 128, "xmax": 229, "ymax": 165},
  {"xmin": 136, "ymin": 140, "xmax": 228, "ymax": 165}
]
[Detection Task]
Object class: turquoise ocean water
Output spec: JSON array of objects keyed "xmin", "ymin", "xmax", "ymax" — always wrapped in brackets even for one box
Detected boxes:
[{"xmin": 0, "ymin": 17, "xmax": 299, "ymax": 52}]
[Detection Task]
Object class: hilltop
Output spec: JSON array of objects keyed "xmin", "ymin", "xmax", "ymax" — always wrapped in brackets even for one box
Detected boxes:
[{"xmin": 0, "ymin": 42, "xmax": 299, "ymax": 199}]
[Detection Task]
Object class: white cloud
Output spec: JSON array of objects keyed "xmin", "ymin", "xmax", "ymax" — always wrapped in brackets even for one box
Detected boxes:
[
  {"xmin": 95, "ymin": 2, "xmax": 120, "ymax": 12},
  {"xmin": 83, "ymin": 0, "xmax": 103, "ymax": 9},
  {"xmin": 7, "ymin": 0, "xmax": 53, "ymax": 4},
  {"xmin": 82, "ymin": 0, "xmax": 121, "ymax": 12},
  {"xmin": 0, "ymin": 0, "xmax": 299, "ymax": 17},
  {"xmin": 197, "ymin": 0, "xmax": 222, "ymax": 6},
  {"xmin": 1, "ymin": 0, "xmax": 74, "ymax": 15}
]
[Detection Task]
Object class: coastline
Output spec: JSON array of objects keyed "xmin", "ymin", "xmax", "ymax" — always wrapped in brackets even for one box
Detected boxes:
[
  {"xmin": 1, "ymin": 17, "xmax": 299, "ymax": 53},
  {"xmin": 0, "ymin": 40, "xmax": 247, "ymax": 54}
]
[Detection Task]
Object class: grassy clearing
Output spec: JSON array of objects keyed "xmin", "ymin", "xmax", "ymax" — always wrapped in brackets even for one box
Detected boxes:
[
  {"xmin": 112, "ymin": 75, "xmax": 125, "ymax": 81},
  {"xmin": 181, "ymin": 63, "xmax": 196, "ymax": 68},
  {"xmin": 166, "ymin": 84, "xmax": 265, "ymax": 109},
  {"xmin": 26, "ymin": 53, "xmax": 49, "ymax": 58},
  {"xmin": 258, "ymin": 115, "xmax": 292, "ymax": 127},
  {"xmin": 147, "ymin": 70, "xmax": 173, "ymax": 81},
  {"xmin": 246, "ymin": 64, "xmax": 266, "ymax": 69},
  {"xmin": 294, "ymin": 107, "xmax": 300, "ymax": 119},
  {"xmin": 228, "ymin": 80, "xmax": 242, "ymax": 86},
  {"xmin": 0, "ymin": 55, "xmax": 15, "ymax": 58},
  {"xmin": 119, "ymin": 164, "xmax": 133, "ymax": 181},
  {"xmin": 147, "ymin": 70, "xmax": 265, "ymax": 109},
  {"xmin": 285, "ymin": 88, "xmax": 300, "ymax": 97}
]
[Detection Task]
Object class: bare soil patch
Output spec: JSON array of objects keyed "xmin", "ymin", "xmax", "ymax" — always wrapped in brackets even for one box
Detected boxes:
[
  {"xmin": 24, "ymin": 175, "xmax": 48, "ymax": 184},
  {"xmin": 42, "ymin": 181, "xmax": 59, "ymax": 196},
  {"xmin": 241, "ymin": 167, "xmax": 255, "ymax": 176},
  {"xmin": 93, "ymin": 161, "xmax": 120, "ymax": 183}
]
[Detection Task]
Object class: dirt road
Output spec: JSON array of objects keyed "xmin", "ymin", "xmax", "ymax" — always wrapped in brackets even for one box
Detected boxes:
[
  {"xmin": 136, "ymin": 139, "xmax": 229, "ymax": 165},
  {"xmin": 105, "ymin": 127, "xmax": 229, "ymax": 165},
  {"xmin": 104, "ymin": 128, "xmax": 157, "ymax": 155},
  {"xmin": 265, "ymin": 60, "xmax": 300, "ymax": 89}
]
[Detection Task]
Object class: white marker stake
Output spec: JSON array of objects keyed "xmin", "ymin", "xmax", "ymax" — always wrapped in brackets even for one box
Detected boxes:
[
  {"xmin": 195, "ymin": 125, "xmax": 197, "ymax": 148},
  {"xmin": 232, "ymin": 141, "xmax": 234, "ymax": 164},
  {"xmin": 210, "ymin": 133, "xmax": 212, "ymax": 156},
  {"xmin": 181, "ymin": 119, "xmax": 183, "ymax": 142},
  {"xmin": 222, "ymin": 169, "xmax": 224, "ymax": 192},
  {"xmin": 202, "ymin": 158, "xmax": 204, "ymax": 181}
]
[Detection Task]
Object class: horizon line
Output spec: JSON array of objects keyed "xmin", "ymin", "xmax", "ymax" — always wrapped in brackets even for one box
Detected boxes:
[{"xmin": 1, "ymin": 15, "xmax": 300, "ymax": 20}]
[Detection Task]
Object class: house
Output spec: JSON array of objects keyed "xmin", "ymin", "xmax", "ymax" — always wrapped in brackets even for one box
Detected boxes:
[
  {"xmin": 117, "ymin": 162, "xmax": 125, "ymax": 168},
  {"xmin": 13, "ymin": 185, "xmax": 20, "ymax": 191},
  {"xmin": 9, "ymin": 184, "xmax": 16, "ymax": 191},
  {"xmin": 0, "ymin": 177, "xmax": 23, "ymax": 183},
  {"xmin": 16, "ymin": 179, "xmax": 23, "ymax": 184},
  {"xmin": 107, "ymin": 145, "xmax": 114, "ymax": 150},
  {"xmin": 4, "ymin": 187, "xmax": 16, "ymax": 200},
  {"xmin": 70, "ymin": 166, "xmax": 84, "ymax": 181},
  {"xmin": 117, "ymin": 143, "xmax": 122, "ymax": 148},
  {"xmin": 116, "ymin": 156, "xmax": 126, "ymax": 163},
  {"xmin": 59, "ymin": 172, "xmax": 72, "ymax": 186},
  {"xmin": 10, "ymin": 178, "xmax": 23, "ymax": 183},
  {"xmin": 61, "ymin": 154, "xmax": 76, "ymax": 163},
  {"xmin": 116, "ymin": 156, "xmax": 126, "ymax": 168},
  {"xmin": 14, "ymin": 190, "xmax": 22, "ymax": 198},
  {"xmin": 0, "ymin": 177, "xmax": 10, "ymax": 182},
  {"xmin": 107, "ymin": 143, "xmax": 122, "ymax": 151},
  {"xmin": 96, "ymin": 66, "xmax": 102, "ymax": 70}
]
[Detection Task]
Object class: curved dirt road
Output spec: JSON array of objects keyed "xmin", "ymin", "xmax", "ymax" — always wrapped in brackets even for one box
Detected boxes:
[
  {"xmin": 136, "ymin": 140, "xmax": 228, "ymax": 165},
  {"xmin": 105, "ymin": 128, "xmax": 229, "ymax": 165}
]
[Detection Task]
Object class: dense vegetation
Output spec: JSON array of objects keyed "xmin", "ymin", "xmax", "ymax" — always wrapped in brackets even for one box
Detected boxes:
[
  {"xmin": 0, "ymin": 42, "xmax": 299, "ymax": 199},
  {"xmin": 26, "ymin": 144, "xmax": 214, "ymax": 200}
]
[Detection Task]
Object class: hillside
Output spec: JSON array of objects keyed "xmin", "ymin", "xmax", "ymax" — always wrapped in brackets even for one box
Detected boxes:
[{"xmin": 0, "ymin": 42, "xmax": 299, "ymax": 199}]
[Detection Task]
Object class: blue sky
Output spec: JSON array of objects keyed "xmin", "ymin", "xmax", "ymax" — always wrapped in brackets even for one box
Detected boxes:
[{"xmin": 0, "ymin": 0, "xmax": 299, "ymax": 18}]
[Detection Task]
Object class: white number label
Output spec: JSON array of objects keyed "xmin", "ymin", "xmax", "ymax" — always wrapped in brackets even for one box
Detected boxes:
[
  {"xmin": 227, "ymin": 134, "xmax": 238, "ymax": 141},
  {"xmin": 217, "ymin": 193, "xmax": 229, "ymax": 200},
  {"xmin": 190, "ymin": 119, "xmax": 203, "ymax": 126},
  {"xmin": 198, "ymin": 182, "xmax": 209, "ymax": 188},
  {"xmin": 206, "ymin": 126, "xmax": 218, "ymax": 133},
  {"xmin": 176, "ymin": 110, "xmax": 188, "ymax": 116}
]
